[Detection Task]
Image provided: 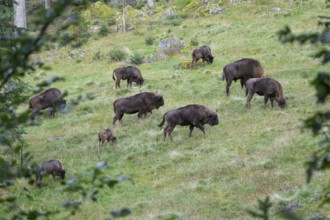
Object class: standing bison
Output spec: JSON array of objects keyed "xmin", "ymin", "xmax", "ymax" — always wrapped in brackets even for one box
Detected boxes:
[
  {"xmin": 98, "ymin": 128, "xmax": 117, "ymax": 146},
  {"xmin": 245, "ymin": 77, "xmax": 286, "ymax": 108},
  {"xmin": 29, "ymin": 88, "xmax": 66, "ymax": 124},
  {"xmin": 191, "ymin": 46, "xmax": 214, "ymax": 68},
  {"xmin": 36, "ymin": 159, "xmax": 66, "ymax": 186},
  {"xmin": 112, "ymin": 66, "xmax": 144, "ymax": 89},
  {"xmin": 222, "ymin": 58, "xmax": 264, "ymax": 96},
  {"xmin": 158, "ymin": 104, "xmax": 219, "ymax": 139},
  {"xmin": 113, "ymin": 92, "xmax": 164, "ymax": 124}
]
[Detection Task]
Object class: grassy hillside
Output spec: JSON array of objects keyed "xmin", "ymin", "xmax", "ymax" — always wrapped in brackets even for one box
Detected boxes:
[{"xmin": 7, "ymin": 0, "xmax": 330, "ymax": 219}]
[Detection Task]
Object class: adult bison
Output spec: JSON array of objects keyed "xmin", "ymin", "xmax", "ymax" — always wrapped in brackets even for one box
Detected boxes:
[
  {"xmin": 245, "ymin": 77, "xmax": 286, "ymax": 108},
  {"xmin": 191, "ymin": 46, "xmax": 214, "ymax": 68},
  {"xmin": 222, "ymin": 58, "xmax": 264, "ymax": 96},
  {"xmin": 113, "ymin": 92, "xmax": 164, "ymax": 124},
  {"xmin": 98, "ymin": 128, "xmax": 117, "ymax": 146},
  {"xmin": 36, "ymin": 159, "xmax": 66, "ymax": 186},
  {"xmin": 158, "ymin": 104, "xmax": 219, "ymax": 139},
  {"xmin": 112, "ymin": 66, "xmax": 144, "ymax": 89},
  {"xmin": 29, "ymin": 88, "xmax": 66, "ymax": 124}
]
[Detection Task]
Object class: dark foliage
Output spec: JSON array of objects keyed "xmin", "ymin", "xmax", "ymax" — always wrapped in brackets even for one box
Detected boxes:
[{"xmin": 0, "ymin": 0, "xmax": 130, "ymax": 219}]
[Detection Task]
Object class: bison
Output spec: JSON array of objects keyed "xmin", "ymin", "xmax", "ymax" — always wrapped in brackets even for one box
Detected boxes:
[
  {"xmin": 98, "ymin": 128, "xmax": 117, "ymax": 146},
  {"xmin": 29, "ymin": 88, "xmax": 66, "ymax": 124},
  {"xmin": 221, "ymin": 58, "xmax": 264, "ymax": 96},
  {"xmin": 191, "ymin": 46, "xmax": 214, "ymax": 68},
  {"xmin": 158, "ymin": 104, "xmax": 219, "ymax": 139},
  {"xmin": 245, "ymin": 77, "xmax": 286, "ymax": 109},
  {"xmin": 112, "ymin": 66, "xmax": 144, "ymax": 89},
  {"xmin": 36, "ymin": 159, "xmax": 66, "ymax": 186},
  {"xmin": 113, "ymin": 92, "xmax": 164, "ymax": 125}
]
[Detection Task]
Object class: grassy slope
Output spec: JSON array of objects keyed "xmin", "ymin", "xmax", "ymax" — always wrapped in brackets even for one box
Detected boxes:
[{"xmin": 9, "ymin": 0, "xmax": 330, "ymax": 219}]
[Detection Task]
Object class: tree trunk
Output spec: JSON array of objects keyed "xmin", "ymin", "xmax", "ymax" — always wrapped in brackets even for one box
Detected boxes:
[
  {"xmin": 122, "ymin": 0, "xmax": 126, "ymax": 32},
  {"xmin": 14, "ymin": 0, "xmax": 27, "ymax": 29},
  {"xmin": 44, "ymin": 0, "xmax": 52, "ymax": 9},
  {"xmin": 147, "ymin": 0, "xmax": 154, "ymax": 9}
]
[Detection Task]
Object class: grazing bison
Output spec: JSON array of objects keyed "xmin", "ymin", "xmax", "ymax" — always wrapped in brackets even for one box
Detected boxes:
[
  {"xmin": 245, "ymin": 77, "xmax": 286, "ymax": 108},
  {"xmin": 36, "ymin": 159, "xmax": 66, "ymax": 186},
  {"xmin": 158, "ymin": 104, "xmax": 219, "ymax": 139},
  {"xmin": 113, "ymin": 92, "xmax": 164, "ymax": 124},
  {"xmin": 29, "ymin": 88, "xmax": 66, "ymax": 124},
  {"xmin": 221, "ymin": 58, "xmax": 264, "ymax": 96},
  {"xmin": 98, "ymin": 128, "xmax": 117, "ymax": 146},
  {"xmin": 112, "ymin": 66, "xmax": 144, "ymax": 89},
  {"xmin": 191, "ymin": 46, "xmax": 214, "ymax": 68}
]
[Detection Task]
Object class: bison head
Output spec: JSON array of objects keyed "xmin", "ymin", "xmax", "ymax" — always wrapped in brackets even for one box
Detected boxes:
[
  {"xmin": 133, "ymin": 77, "xmax": 144, "ymax": 85},
  {"xmin": 278, "ymin": 99, "xmax": 286, "ymax": 109},
  {"xmin": 59, "ymin": 169, "xmax": 66, "ymax": 180},
  {"xmin": 209, "ymin": 55, "xmax": 214, "ymax": 64},
  {"xmin": 207, "ymin": 113, "xmax": 219, "ymax": 126},
  {"xmin": 153, "ymin": 95, "xmax": 164, "ymax": 109}
]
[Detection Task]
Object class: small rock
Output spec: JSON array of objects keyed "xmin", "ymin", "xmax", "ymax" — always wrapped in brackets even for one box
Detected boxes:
[
  {"xmin": 271, "ymin": 7, "xmax": 281, "ymax": 12},
  {"xmin": 282, "ymin": 203, "xmax": 303, "ymax": 213}
]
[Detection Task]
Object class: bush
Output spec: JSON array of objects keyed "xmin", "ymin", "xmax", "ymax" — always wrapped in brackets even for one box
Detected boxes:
[
  {"xmin": 145, "ymin": 36, "xmax": 155, "ymax": 45},
  {"xmin": 98, "ymin": 24, "xmax": 110, "ymax": 37},
  {"xmin": 190, "ymin": 38, "xmax": 199, "ymax": 46},
  {"xmin": 93, "ymin": 51, "xmax": 104, "ymax": 61},
  {"xmin": 108, "ymin": 48, "xmax": 127, "ymax": 62},
  {"xmin": 129, "ymin": 52, "xmax": 144, "ymax": 65}
]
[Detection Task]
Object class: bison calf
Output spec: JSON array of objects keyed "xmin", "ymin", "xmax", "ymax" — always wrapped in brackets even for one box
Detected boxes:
[
  {"xmin": 36, "ymin": 159, "xmax": 66, "ymax": 186},
  {"xmin": 191, "ymin": 46, "xmax": 214, "ymax": 68},
  {"xmin": 158, "ymin": 104, "xmax": 219, "ymax": 139},
  {"xmin": 98, "ymin": 128, "xmax": 117, "ymax": 146},
  {"xmin": 222, "ymin": 58, "xmax": 264, "ymax": 96},
  {"xmin": 245, "ymin": 77, "xmax": 286, "ymax": 108},
  {"xmin": 113, "ymin": 92, "xmax": 164, "ymax": 125},
  {"xmin": 113, "ymin": 66, "xmax": 144, "ymax": 89},
  {"xmin": 29, "ymin": 88, "xmax": 66, "ymax": 124}
]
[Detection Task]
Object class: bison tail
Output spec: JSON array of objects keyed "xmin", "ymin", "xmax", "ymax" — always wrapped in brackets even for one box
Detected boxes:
[
  {"xmin": 112, "ymin": 71, "xmax": 116, "ymax": 81},
  {"xmin": 157, "ymin": 113, "xmax": 166, "ymax": 128}
]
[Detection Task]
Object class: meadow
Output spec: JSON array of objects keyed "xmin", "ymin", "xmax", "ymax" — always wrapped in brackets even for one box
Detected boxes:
[{"xmin": 5, "ymin": 0, "xmax": 330, "ymax": 219}]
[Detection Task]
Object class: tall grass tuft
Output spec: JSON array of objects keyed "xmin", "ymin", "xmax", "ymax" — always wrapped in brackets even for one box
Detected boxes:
[{"xmin": 108, "ymin": 48, "xmax": 127, "ymax": 62}]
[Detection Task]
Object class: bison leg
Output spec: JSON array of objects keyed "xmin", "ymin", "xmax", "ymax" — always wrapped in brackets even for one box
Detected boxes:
[
  {"xmin": 226, "ymin": 80, "xmax": 232, "ymax": 96},
  {"xmin": 164, "ymin": 124, "xmax": 175, "ymax": 140},
  {"xmin": 246, "ymin": 91, "xmax": 255, "ymax": 108},
  {"xmin": 189, "ymin": 124, "xmax": 194, "ymax": 137},
  {"xmin": 264, "ymin": 96, "xmax": 269, "ymax": 108},
  {"xmin": 115, "ymin": 80, "xmax": 121, "ymax": 89},
  {"xmin": 270, "ymin": 98, "xmax": 274, "ymax": 108},
  {"xmin": 29, "ymin": 108, "xmax": 40, "ymax": 125},
  {"xmin": 195, "ymin": 123, "xmax": 205, "ymax": 135},
  {"xmin": 126, "ymin": 79, "xmax": 131, "ymax": 88},
  {"xmin": 113, "ymin": 112, "xmax": 124, "ymax": 125}
]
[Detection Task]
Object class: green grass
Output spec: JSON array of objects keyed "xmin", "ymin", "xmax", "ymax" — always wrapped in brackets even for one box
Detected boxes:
[{"xmin": 5, "ymin": 0, "xmax": 330, "ymax": 219}]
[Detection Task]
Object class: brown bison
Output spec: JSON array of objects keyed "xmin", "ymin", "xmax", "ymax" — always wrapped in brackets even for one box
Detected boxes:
[
  {"xmin": 112, "ymin": 66, "xmax": 144, "ymax": 89},
  {"xmin": 158, "ymin": 104, "xmax": 219, "ymax": 139},
  {"xmin": 113, "ymin": 92, "xmax": 164, "ymax": 125},
  {"xmin": 222, "ymin": 58, "xmax": 264, "ymax": 96},
  {"xmin": 191, "ymin": 46, "xmax": 214, "ymax": 68},
  {"xmin": 98, "ymin": 128, "xmax": 117, "ymax": 146},
  {"xmin": 29, "ymin": 88, "xmax": 66, "ymax": 124},
  {"xmin": 36, "ymin": 159, "xmax": 66, "ymax": 186},
  {"xmin": 245, "ymin": 77, "xmax": 286, "ymax": 108}
]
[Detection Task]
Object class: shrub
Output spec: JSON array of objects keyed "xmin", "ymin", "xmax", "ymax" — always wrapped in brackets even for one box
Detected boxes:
[
  {"xmin": 190, "ymin": 38, "xmax": 199, "ymax": 46},
  {"xmin": 129, "ymin": 52, "xmax": 144, "ymax": 65},
  {"xmin": 108, "ymin": 48, "xmax": 127, "ymax": 62},
  {"xmin": 98, "ymin": 24, "xmax": 110, "ymax": 37},
  {"xmin": 93, "ymin": 51, "xmax": 104, "ymax": 61},
  {"xmin": 145, "ymin": 36, "xmax": 155, "ymax": 45}
]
